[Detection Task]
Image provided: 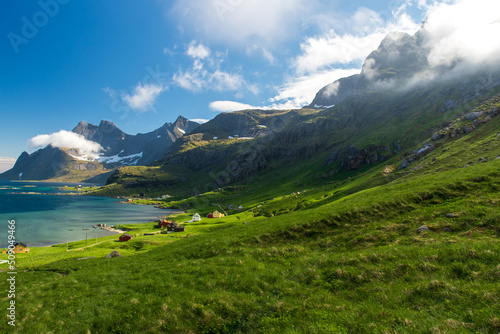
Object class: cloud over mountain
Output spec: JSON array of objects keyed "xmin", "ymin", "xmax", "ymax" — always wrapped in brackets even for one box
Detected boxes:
[
  {"xmin": 30, "ymin": 130, "xmax": 103, "ymax": 158},
  {"xmin": 209, "ymin": 101, "xmax": 256, "ymax": 112}
]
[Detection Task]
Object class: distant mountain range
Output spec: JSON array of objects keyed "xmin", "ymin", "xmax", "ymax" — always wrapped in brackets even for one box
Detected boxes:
[{"xmin": 0, "ymin": 116, "xmax": 199, "ymax": 181}]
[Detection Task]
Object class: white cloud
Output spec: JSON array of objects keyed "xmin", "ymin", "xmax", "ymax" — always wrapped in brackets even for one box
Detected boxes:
[
  {"xmin": 294, "ymin": 31, "xmax": 386, "ymax": 75},
  {"xmin": 0, "ymin": 157, "xmax": 16, "ymax": 173},
  {"xmin": 173, "ymin": 70, "xmax": 203, "ymax": 91},
  {"xmin": 30, "ymin": 131, "xmax": 103, "ymax": 158},
  {"xmin": 210, "ymin": 71, "xmax": 246, "ymax": 91},
  {"xmin": 209, "ymin": 101, "xmax": 256, "ymax": 112},
  {"xmin": 187, "ymin": 41, "xmax": 211, "ymax": 59},
  {"xmin": 174, "ymin": 69, "xmax": 253, "ymax": 93},
  {"xmin": 189, "ymin": 118, "xmax": 210, "ymax": 124},
  {"xmin": 173, "ymin": 41, "xmax": 259, "ymax": 95},
  {"xmin": 123, "ymin": 83, "xmax": 164, "ymax": 111},
  {"xmin": 322, "ymin": 81, "xmax": 340, "ymax": 98},
  {"xmin": 171, "ymin": 0, "xmax": 312, "ymax": 48},
  {"xmin": 422, "ymin": 0, "xmax": 500, "ymax": 69}
]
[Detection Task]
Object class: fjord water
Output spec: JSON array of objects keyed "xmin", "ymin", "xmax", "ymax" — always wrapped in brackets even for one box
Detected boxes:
[{"xmin": 0, "ymin": 181, "xmax": 168, "ymax": 247}]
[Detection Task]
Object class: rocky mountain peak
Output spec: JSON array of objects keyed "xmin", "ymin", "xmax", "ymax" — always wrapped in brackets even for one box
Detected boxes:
[
  {"xmin": 73, "ymin": 121, "xmax": 99, "ymax": 140},
  {"xmin": 98, "ymin": 120, "xmax": 120, "ymax": 131},
  {"xmin": 310, "ymin": 29, "xmax": 429, "ymax": 108},
  {"xmin": 359, "ymin": 30, "xmax": 427, "ymax": 84}
]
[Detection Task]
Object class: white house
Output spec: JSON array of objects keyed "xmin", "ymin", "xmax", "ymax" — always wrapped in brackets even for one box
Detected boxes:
[{"xmin": 192, "ymin": 213, "xmax": 201, "ymax": 222}]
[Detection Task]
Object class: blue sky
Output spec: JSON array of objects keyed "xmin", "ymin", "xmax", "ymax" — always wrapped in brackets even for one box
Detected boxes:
[{"xmin": 0, "ymin": 0, "xmax": 497, "ymax": 172}]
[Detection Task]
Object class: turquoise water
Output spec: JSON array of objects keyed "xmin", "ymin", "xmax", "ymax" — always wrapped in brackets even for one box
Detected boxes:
[{"xmin": 0, "ymin": 181, "xmax": 169, "ymax": 247}]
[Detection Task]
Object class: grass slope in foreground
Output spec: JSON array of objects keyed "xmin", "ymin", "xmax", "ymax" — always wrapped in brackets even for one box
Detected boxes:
[{"xmin": 1, "ymin": 102, "xmax": 500, "ymax": 333}]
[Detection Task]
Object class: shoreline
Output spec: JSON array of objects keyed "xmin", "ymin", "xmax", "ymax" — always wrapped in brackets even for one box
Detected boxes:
[
  {"xmin": 5, "ymin": 227, "xmax": 128, "ymax": 249},
  {"xmin": 0, "ymin": 180, "xmax": 184, "ymax": 248},
  {"xmin": 6, "ymin": 210, "xmax": 183, "ymax": 248}
]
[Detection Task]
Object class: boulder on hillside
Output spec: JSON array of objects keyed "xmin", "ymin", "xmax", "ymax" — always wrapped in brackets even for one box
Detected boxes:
[
  {"xmin": 105, "ymin": 250, "xmax": 122, "ymax": 258},
  {"xmin": 417, "ymin": 225, "xmax": 430, "ymax": 234},
  {"xmin": 465, "ymin": 111, "xmax": 484, "ymax": 121}
]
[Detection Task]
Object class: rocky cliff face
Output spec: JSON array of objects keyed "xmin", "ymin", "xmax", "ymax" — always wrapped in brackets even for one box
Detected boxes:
[{"xmin": 326, "ymin": 146, "xmax": 390, "ymax": 170}]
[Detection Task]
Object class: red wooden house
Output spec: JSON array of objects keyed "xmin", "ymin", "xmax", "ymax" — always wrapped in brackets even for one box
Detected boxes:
[
  {"xmin": 157, "ymin": 220, "xmax": 172, "ymax": 228},
  {"xmin": 119, "ymin": 233, "xmax": 133, "ymax": 242}
]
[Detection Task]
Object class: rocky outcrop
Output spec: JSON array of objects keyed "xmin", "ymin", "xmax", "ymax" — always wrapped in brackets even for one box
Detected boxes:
[
  {"xmin": 326, "ymin": 146, "xmax": 390, "ymax": 170},
  {"xmin": 431, "ymin": 95, "xmax": 500, "ymax": 142},
  {"xmin": 399, "ymin": 144, "xmax": 436, "ymax": 169}
]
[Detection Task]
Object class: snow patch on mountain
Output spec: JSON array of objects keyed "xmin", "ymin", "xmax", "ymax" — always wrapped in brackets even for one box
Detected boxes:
[{"xmin": 98, "ymin": 151, "xmax": 144, "ymax": 165}]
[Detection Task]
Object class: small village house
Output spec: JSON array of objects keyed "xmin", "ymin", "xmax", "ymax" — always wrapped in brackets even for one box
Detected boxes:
[
  {"xmin": 2, "ymin": 242, "xmax": 30, "ymax": 254},
  {"xmin": 174, "ymin": 226, "xmax": 185, "ymax": 232},
  {"xmin": 237, "ymin": 205, "xmax": 243, "ymax": 210},
  {"xmin": 157, "ymin": 220, "xmax": 172, "ymax": 228},
  {"xmin": 212, "ymin": 210, "xmax": 224, "ymax": 218},
  {"xmin": 207, "ymin": 213, "xmax": 214, "ymax": 218},
  {"xmin": 119, "ymin": 233, "xmax": 133, "ymax": 242},
  {"xmin": 192, "ymin": 213, "xmax": 201, "ymax": 222},
  {"xmin": 167, "ymin": 222, "xmax": 179, "ymax": 231}
]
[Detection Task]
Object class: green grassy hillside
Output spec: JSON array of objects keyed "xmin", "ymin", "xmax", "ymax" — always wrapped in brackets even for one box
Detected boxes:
[{"xmin": 1, "ymin": 95, "xmax": 500, "ymax": 333}]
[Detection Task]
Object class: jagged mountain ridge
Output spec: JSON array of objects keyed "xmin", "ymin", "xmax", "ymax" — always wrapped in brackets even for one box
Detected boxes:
[
  {"xmin": 73, "ymin": 116, "xmax": 199, "ymax": 166},
  {"xmin": 0, "ymin": 116, "xmax": 199, "ymax": 181}
]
